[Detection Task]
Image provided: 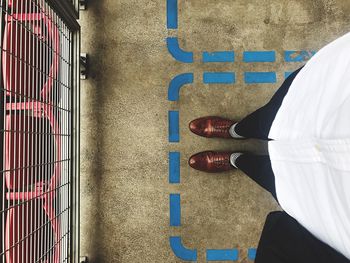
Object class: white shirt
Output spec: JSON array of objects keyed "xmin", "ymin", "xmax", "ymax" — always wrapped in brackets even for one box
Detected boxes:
[{"xmin": 268, "ymin": 32, "xmax": 350, "ymax": 259}]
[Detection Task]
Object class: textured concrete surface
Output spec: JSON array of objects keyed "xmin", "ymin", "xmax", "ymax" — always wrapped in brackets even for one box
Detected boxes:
[{"xmin": 79, "ymin": 0, "xmax": 350, "ymax": 262}]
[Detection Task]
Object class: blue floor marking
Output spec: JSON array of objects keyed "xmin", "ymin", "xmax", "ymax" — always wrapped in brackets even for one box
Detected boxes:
[
  {"xmin": 167, "ymin": 0, "xmax": 178, "ymax": 29},
  {"xmin": 243, "ymin": 51, "xmax": 276, "ymax": 62},
  {"xmin": 169, "ymin": 111, "xmax": 179, "ymax": 142},
  {"xmin": 203, "ymin": 51, "xmax": 235, "ymax": 62},
  {"xmin": 284, "ymin": 50, "xmax": 316, "ymax": 62},
  {"xmin": 244, "ymin": 72, "xmax": 276, "ymax": 84},
  {"xmin": 284, "ymin": 72, "xmax": 293, "ymax": 79},
  {"xmin": 206, "ymin": 249, "xmax": 239, "ymax": 261},
  {"xmin": 167, "ymin": 37, "xmax": 194, "ymax": 63},
  {"xmin": 203, "ymin": 72, "xmax": 236, "ymax": 84},
  {"xmin": 170, "ymin": 237, "xmax": 198, "ymax": 261},
  {"xmin": 165, "ymin": 2, "xmax": 298, "ymax": 260},
  {"xmin": 170, "ymin": 194, "xmax": 181, "ymax": 226},
  {"xmin": 248, "ymin": 248, "xmax": 257, "ymax": 260},
  {"xmin": 169, "ymin": 152, "xmax": 180, "ymax": 184},
  {"xmin": 168, "ymin": 73, "xmax": 194, "ymax": 101}
]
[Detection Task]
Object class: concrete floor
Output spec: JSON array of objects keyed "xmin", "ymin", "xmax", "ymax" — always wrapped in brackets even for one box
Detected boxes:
[{"xmin": 79, "ymin": 0, "xmax": 350, "ymax": 262}]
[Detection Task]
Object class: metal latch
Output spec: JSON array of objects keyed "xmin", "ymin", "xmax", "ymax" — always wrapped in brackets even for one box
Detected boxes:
[
  {"xmin": 80, "ymin": 53, "xmax": 89, "ymax": 80},
  {"xmin": 79, "ymin": 0, "xmax": 87, "ymax": 10}
]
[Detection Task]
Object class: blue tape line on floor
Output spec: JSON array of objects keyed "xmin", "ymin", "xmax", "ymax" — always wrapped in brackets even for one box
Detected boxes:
[
  {"xmin": 170, "ymin": 194, "xmax": 181, "ymax": 226},
  {"xmin": 244, "ymin": 72, "xmax": 276, "ymax": 84},
  {"xmin": 169, "ymin": 111, "xmax": 179, "ymax": 142},
  {"xmin": 284, "ymin": 50, "xmax": 316, "ymax": 62},
  {"xmin": 243, "ymin": 51, "xmax": 276, "ymax": 62},
  {"xmin": 170, "ymin": 237, "xmax": 198, "ymax": 261},
  {"xmin": 168, "ymin": 73, "xmax": 194, "ymax": 101},
  {"xmin": 248, "ymin": 248, "xmax": 257, "ymax": 260},
  {"xmin": 206, "ymin": 249, "xmax": 239, "ymax": 261},
  {"xmin": 169, "ymin": 152, "xmax": 180, "ymax": 184},
  {"xmin": 165, "ymin": 3, "xmax": 303, "ymax": 260},
  {"xmin": 203, "ymin": 51, "xmax": 235, "ymax": 62},
  {"xmin": 203, "ymin": 72, "xmax": 236, "ymax": 84},
  {"xmin": 167, "ymin": 0, "xmax": 178, "ymax": 29},
  {"xmin": 284, "ymin": 72, "xmax": 293, "ymax": 79},
  {"xmin": 167, "ymin": 37, "xmax": 194, "ymax": 63}
]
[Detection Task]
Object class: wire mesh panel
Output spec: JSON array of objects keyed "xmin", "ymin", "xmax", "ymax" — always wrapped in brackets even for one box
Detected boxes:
[{"xmin": 0, "ymin": 0, "xmax": 80, "ymax": 262}]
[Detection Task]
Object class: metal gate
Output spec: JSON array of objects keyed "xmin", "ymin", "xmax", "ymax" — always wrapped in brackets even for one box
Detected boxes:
[{"xmin": 0, "ymin": 0, "xmax": 80, "ymax": 262}]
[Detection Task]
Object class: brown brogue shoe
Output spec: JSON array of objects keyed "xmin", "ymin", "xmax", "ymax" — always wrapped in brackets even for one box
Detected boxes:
[
  {"xmin": 188, "ymin": 151, "xmax": 235, "ymax": 173},
  {"xmin": 189, "ymin": 116, "xmax": 237, "ymax": 139}
]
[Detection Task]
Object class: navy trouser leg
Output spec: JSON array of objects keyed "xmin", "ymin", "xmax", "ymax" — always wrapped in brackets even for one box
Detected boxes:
[
  {"xmin": 235, "ymin": 154, "xmax": 278, "ymax": 201},
  {"xmin": 235, "ymin": 67, "xmax": 303, "ymax": 140},
  {"xmin": 234, "ymin": 66, "xmax": 304, "ymax": 201}
]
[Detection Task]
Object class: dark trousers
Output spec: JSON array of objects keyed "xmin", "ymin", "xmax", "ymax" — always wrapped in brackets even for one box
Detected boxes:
[
  {"xmin": 234, "ymin": 67, "xmax": 303, "ymax": 201},
  {"xmin": 236, "ymin": 66, "xmax": 350, "ymax": 262},
  {"xmin": 256, "ymin": 211, "xmax": 350, "ymax": 263}
]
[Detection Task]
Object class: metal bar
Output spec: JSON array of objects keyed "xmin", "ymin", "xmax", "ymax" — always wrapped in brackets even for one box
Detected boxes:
[
  {"xmin": 0, "ymin": 1, "xmax": 5, "ymax": 262},
  {"xmin": 29, "ymin": 1, "xmax": 34, "ymax": 261},
  {"xmin": 18, "ymin": 1, "xmax": 24, "ymax": 262},
  {"xmin": 46, "ymin": 0, "xmax": 79, "ymax": 31},
  {"xmin": 70, "ymin": 28, "xmax": 80, "ymax": 263}
]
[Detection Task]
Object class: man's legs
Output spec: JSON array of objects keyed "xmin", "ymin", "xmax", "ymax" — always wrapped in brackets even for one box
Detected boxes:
[
  {"xmin": 189, "ymin": 67, "xmax": 304, "ymax": 201},
  {"xmin": 235, "ymin": 154, "xmax": 278, "ymax": 201},
  {"xmin": 233, "ymin": 67, "xmax": 304, "ymax": 201},
  {"xmin": 235, "ymin": 67, "xmax": 304, "ymax": 140}
]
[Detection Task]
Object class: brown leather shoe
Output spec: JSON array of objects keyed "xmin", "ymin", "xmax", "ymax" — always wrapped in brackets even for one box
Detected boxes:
[
  {"xmin": 188, "ymin": 151, "xmax": 236, "ymax": 173},
  {"xmin": 189, "ymin": 116, "xmax": 238, "ymax": 139}
]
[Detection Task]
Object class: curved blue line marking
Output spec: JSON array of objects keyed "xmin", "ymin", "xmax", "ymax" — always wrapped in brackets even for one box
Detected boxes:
[
  {"xmin": 168, "ymin": 73, "xmax": 194, "ymax": 101},
  {"xmin": 170, "ymin": 194, "xmax": 181, "ymax": 226},
  {"xmin": 243, "ymin": 51, "xmax": 275, "ymax": 62},
  {"xmin": 284, "ymin": 50, "xmax": 316, "ymax": 62},
  {"xmin": 206, "ymin": 249, "xmax": 239, "ymax": 261},
  {"xmin": 248, "ymin": 248, "xmax": 257, "ymax": 260},
  {"xmin": 203, "ymin": 72, "xmax": 235, "ymax": 84},
  {"xmin": 167, "ymin": 37, "xmax": 194, "ymax": 63},
  {"xmin": 169, "ymin": 152, "xmax": 180, "ymax": 183},
  {"xmin": 167, "ymin": 0, "xmax": 178, "ymax": 29},
  {"xmin": 169, "ymin": 111, "xmax": 179, "ymax": 142},
  {"xmin": 244, "ymin": 72, "xmax": 276, "ymax": 84},
  {"xmin": 203, "ymin": 51, "xmax": 235, "ymax": 63},
  {"xmin": 170, "ymin": 237, "xmax": 198, "ymax": 261}
]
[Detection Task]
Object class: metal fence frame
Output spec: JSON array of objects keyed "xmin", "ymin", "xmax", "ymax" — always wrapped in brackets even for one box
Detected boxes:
[
  {"xmin": 40, "ymin": 1, "xmax": 81, "ymax": 262},
  {"xmin": 0, "ymin": 0, "xmax": 80, "ymax": 261}
]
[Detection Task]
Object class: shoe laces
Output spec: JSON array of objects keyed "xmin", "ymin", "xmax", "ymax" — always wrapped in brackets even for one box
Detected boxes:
[
  {"xmin": 212, "ymin": 154, "xmax": 229, "ymax": 167},
  {"xmin": 210, "ymin": 122, "xmax": 230, "ymax": 133}
]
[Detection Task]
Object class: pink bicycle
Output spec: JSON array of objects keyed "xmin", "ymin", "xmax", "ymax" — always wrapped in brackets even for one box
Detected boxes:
[{"xmin": 2, "ymin": 0, "xmax": 61, "ymax": 262}]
